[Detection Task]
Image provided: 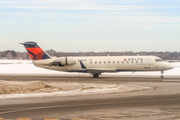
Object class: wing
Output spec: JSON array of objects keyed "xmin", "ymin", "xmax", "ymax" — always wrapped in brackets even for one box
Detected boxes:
[
  {"xmin": 87, "ymin": 68, "xmax": 117, "ymax": 74},
  {"xmin": 79, "ymin": 61, "xmax": 117, "ymax": 74}
]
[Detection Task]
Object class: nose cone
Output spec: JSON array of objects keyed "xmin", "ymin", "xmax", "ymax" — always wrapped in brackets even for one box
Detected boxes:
[{"xmin": 165, "ymin": 63, "xmax": 174, "ymax": 70}]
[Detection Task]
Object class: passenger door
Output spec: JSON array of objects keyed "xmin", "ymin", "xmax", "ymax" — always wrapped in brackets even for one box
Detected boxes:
[{"xmin": 144, "ymin": 59, "xmax": 151, "ymax": 69}]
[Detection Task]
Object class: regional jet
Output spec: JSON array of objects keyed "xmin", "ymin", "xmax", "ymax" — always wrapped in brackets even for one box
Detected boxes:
[{"xmin": 21, "ymin": 42, "xmax": 174, "ymax": 78}]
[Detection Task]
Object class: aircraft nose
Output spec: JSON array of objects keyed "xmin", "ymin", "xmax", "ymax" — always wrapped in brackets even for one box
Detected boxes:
[{"xmin": 166, "ymin": 63, "xmax": 174, "ymax": 70}]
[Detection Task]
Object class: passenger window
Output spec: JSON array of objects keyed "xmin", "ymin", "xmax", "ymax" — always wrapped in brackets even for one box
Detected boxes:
[
  {"xmin": 136, "ymin": 61, "xmax": 138, "ymax": 63},
  {"xmin": 132, "ymin": 61, "xmax": 133, "ymax": 63},
  {"xmin": 99, "ymin": 61, "xmax": 101, "ymax": 64},
  {"xmin": 108, "ymin": 61, "xmax": 110, "ymax": 63},
  {"xmin": 90, "ymin": 62, "xmax": 92, "ymax": 64},
  {"xmin": 127, "ymin": 61, "xmax": 129, "ymax": 63},
  {"xmin": 95, "ymin": 61, "xmax": 97, "ymax": 64},
  {"xmin": 104, "ymin": 61, "xmax": 106, "ymax": 64},
  {"xmin": 122, "ymin": 61, "xmax": 124, "ymax": 63},
  {"xmin": 113, "ymin": 61, "xmax": 115, "ymax": 64},
  {"xmin": 141, "ymin": 61, "xmax": 143, "ymax": 63}
]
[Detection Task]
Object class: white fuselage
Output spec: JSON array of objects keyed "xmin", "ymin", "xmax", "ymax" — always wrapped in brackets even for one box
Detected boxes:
[{"xmin": 32, "ymin": 56, "xmax": 173, "ymax": 74}]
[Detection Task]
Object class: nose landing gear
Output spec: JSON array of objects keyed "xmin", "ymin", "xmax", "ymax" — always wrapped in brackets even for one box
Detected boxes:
[{"xmin": 161, "ymin": 71, "xmax": 164, "ymax": 79}]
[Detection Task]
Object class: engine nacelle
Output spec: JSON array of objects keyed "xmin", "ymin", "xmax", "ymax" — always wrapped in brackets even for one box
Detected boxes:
[
  {"xmin": 51, "ymin": 57, "xmax": 76, "ymax": 66},
  {"xmin": 60, "ymin": 57, "xmax": 76, "ymax": 65}
]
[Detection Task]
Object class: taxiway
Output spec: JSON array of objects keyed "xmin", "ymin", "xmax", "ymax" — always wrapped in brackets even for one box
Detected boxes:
[{"xmin": 0, "ymin": 75, "xmax": 180, "ymax": 120}]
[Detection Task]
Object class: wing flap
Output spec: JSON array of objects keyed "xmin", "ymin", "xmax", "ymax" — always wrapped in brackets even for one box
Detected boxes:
[{"xmin": 87, "ymin": 68, "xmax": 117, "ymax": 74}]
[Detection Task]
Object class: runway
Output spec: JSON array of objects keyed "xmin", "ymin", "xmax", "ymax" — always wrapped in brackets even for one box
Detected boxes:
[
  {"xmin": 1, "ymin": 75, "xmax": 180, "ymax": 82},
  {"xmin": 0, "ymin": 75, "xmax": 180, "ymax": 120}
]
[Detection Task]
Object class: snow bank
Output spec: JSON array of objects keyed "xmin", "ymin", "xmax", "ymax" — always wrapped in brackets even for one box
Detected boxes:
[
  {"xmin": 0, "ymin": 80, "xmax": 152, "ymax": 99},
  {"xmin": 0, "ymin": 80, "xmax": 45, "ymax": 94}
]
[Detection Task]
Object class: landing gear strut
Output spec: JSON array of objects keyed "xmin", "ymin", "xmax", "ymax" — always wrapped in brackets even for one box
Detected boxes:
[
  {"xmin": 161, "ymin": 71, "xmax": 164, "ymax": 79},
  {"xmin": 93, "ymin": 74, "xmax": 99, "ymax": 78}
]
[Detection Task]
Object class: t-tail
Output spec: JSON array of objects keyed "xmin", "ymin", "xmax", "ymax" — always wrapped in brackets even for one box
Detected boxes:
[{"xmin": 20, "ymin": 42, "xmax": 51, "ymax": 60}]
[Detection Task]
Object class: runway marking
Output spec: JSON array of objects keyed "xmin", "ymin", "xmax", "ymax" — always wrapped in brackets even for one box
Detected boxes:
[
  {"xmin": 0, "ymin": 118, "xmax": 86, "ymax": 120},
  {"xmin": 163, "ymin": 80, "xmax": 180, "ymax": 82},
  {"xmin": 44, "ymin": 119, "xmax": 59, "ymax": 120},
  {"xmin": 17, "ymin": 118, "xmax": 31, "ymax": 120},
  {"xmin": 3, "ymin": 119, "xmax": 15, "ymax": 120},
  {"xmin": 71, "ymin": 119, "xmax": 86, "ymax": 120},
  {"xmin": 0, "ymin": 98, "xmax": 180, "ymax": 115}
]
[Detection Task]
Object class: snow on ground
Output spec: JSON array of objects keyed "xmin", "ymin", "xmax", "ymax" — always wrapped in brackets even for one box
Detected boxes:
[
  {"xmin": 0, "ymin": 60, "xmax": 179, "ymax": 76},
  {"xmin": 0, "ymin": 80, "xmax": 152, "ymax": 99},
  {"xmin": 0, "ymin": 60, "xmax": 65, "ymax": 75},
  {"xmin": 0, "ymin": 60, "xmax": 32, "ymax": 64}
]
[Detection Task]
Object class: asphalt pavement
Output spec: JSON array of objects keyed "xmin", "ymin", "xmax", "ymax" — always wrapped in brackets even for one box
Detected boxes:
[{"xmin": 0, "ymin": 75, "xmax": 180, "ymax": 120}]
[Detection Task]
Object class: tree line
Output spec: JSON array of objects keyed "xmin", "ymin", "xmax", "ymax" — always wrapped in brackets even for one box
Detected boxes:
[{"xmin": 0, "ymin": 49, "xmax": 180, "ymax": 60}]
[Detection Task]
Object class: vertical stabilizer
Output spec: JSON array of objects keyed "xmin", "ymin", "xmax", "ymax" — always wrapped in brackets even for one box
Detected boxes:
[{"xmin": 21, "ymin": 42, "xmax": 51, "ymax": 60}]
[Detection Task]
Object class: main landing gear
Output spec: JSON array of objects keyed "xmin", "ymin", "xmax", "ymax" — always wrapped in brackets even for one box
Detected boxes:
[
  {"xmin": 93, "ymin": 74, "xmax": 99, "ymax": 78},
  {"xmin": 161, "ymin": 71, "xmax": 164, "ymax": 79}
]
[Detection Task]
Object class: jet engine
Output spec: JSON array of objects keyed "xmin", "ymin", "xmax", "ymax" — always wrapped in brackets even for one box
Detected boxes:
[
  {"xmin": 60, "ymin": 57, "xmax": 76, "ymax": 65},
  {"xmin": 51, "ymin": 57, "xmax": 76, "ymax": 66}
]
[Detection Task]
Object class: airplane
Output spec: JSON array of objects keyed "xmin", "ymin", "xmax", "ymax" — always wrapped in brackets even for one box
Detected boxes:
[{"xmin": 21, "ymin": 41, "xmax": 174, "ymax": 78}]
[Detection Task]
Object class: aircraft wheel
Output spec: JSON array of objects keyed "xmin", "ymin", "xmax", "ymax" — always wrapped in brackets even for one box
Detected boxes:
[{"xmin": 93, "ymin": 74, "xmax": 99, "ymax": 78}]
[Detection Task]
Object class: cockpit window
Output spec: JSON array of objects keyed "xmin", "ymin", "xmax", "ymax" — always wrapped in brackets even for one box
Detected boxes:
[{"xmin": 155, "ymin": 59, "xmax": 163, "ymax": 62}]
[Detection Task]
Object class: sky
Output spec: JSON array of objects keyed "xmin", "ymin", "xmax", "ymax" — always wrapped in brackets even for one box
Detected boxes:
[{"xmin": 0, "ymin": 0, "xmax": 180, "ymax": 52}]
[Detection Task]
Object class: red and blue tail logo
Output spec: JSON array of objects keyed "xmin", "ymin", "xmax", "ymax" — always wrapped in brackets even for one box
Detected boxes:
[{"xmin": 21, "ymin": 42, "xmax": 51, "ymax": 60}]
